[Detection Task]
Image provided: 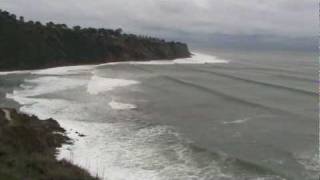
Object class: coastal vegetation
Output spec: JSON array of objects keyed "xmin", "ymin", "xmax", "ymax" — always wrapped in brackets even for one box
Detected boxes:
[
  {"xmin": 0, "ymin": 108, "xmax": 98, "ymax": 180},
  {"xmin": 0, "ymin": 9, "xmax": 190, "ymax": 71}
]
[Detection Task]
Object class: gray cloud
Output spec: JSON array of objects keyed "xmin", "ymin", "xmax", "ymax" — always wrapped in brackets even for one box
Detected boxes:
[{"xmin": 1, "ymin": 0, "xmax": 317, "ymax": 51}]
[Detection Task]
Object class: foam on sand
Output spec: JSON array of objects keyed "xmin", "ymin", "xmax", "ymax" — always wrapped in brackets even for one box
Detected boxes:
[
  {"xmin": 105, "ymin": 52, "xmax": 229, "ymax": 65},
  {"xmin": 32, "ymin": 65, "xmax": 95, "ymax": 75},
  {"xmin": 0, "ymin": 52, "xmax": 227, "ymax": 76},
  {"xmin": 87, "ymin": 75, "xmax": 139, "ymax": 95},
  {"xmin": 0, "ymin": 64, "xmax": 94, "ymax": 76}
]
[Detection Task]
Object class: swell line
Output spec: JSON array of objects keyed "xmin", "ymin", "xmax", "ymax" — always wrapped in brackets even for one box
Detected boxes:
[
  {"xmin": 186, "ymin": 143, "xmax": 288, "ymax": 179},
  {"xmin": 163, "ymin": 76, "xmax": 281, "ymax": 112},
  {"xmin": 205, "ymin": 65, "xmax": 315, "ymax": 82},
  {"xmin": 129, "ymin": 65, "xmax": 312, "ymax": 118},
  {"xmin": 274, "ymin": 74, "xmax": 316, "ymax": 82},
  {"xmin": 180, "ymin": 66, "xmax": 316, "ymax": 96},
  {"xmin": 232, "ymin": 61, "xmax": 315, "ymax": 76}
]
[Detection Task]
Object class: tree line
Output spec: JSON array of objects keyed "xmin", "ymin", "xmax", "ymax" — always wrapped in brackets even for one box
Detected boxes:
[{"xmin": 0, "ymin": 9, "xmax": 190, "ymax": 70}]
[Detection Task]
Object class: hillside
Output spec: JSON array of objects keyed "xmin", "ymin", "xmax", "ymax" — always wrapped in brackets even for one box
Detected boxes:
[
  {"xmin": 0, "ymin": 10, "xmax": 190, "ymax": 71},
  {"xmin": 0, "ymin": 108, "xmax": 98, "ymax": 180}
]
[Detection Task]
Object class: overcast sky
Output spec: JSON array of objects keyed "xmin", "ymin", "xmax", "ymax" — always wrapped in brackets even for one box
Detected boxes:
[{"xmin": 1, "ymin": 0, "xmax": 317, "ymax": 51}]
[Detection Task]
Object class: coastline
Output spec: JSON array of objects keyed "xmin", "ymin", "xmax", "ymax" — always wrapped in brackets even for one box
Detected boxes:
[
  {"xmin": 0, "ymin": 51, "xmax": 317, "ymax": 179},
  {"xmin": 0, "ymin": 9, "xmax": 191, "ymax": 72},
  {"xmin": 0, "ymin": 52, "xmax": 229, "ymax": 75},
  {"xmin": 0, "ymin": 54, "xmax": 192, "ymax": 73},
  {"xmin": 0, "ymin": 108, "xmax": 99, "ymax": 180},
  {"xmin": 0, "ymin": 52, "xmax": 231, "ymax": 179}
]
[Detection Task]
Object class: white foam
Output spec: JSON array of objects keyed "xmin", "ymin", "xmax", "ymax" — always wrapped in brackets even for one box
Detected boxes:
[
  {"xmin": 9, "ymin": 85, "xmax": 228, "ymax": 180},
  {"xmin": 296, "ymin": 154, "xmax": 320, "ymax": 179},
  {"xmin": 174, "ymin": 52, "xmax": 228, "ymax": 64},
  {"xmin": 7, "ymin": 74, "xmax": 234, "ymax": 180},
  {"xmin": 4, "ymin": 59, "xmax": 256, "ymax": 179},
  {"xmin": 106, "ymin": 52, "xmax": 228, "ymax": 66},
  {"xmin": 0, "ymin": 64, "xmax": 94, "ymax": 76},
  {"xmin": 128, "ymin": 60, "xmax": 174, "ymax": 65},
  {"xmin": 32, "ymin": 65, "xmax": 95, "ymax": 75},
  {"xmin": 87, "ymin": 75, "xmax": 139, "ymax": 95},
  {"xmin": 0, "ymin": 52, "xmax": 226, "ymax": 76},
  {"xmin": 0, "ymin": 70, "xmax": 31, "ymax": 75},
  {"xmin": 12, "ymin": 77, "xmax": 87, "ymax": 97},
  {"xmin": 223, "ymin": 118, "xmax": 251, "ymax": 125},
  {"xmin": 109, "ymin": 99, "xmax": 137, "ymax": 110}
]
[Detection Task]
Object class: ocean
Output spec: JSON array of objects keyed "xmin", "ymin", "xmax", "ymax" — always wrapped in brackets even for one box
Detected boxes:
[{"xmin": 0, "ymin": 51, "xmax": 318, "ymax": 180}]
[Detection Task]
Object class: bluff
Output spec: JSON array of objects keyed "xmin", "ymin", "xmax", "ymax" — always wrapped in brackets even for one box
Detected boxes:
[
  {"xmin": 0, "ymin": 10, "xmax": 191, "ymax": 71},
  {"xmin": 0, "ymin": 108, "xmax": 98, "ymax": 180}
]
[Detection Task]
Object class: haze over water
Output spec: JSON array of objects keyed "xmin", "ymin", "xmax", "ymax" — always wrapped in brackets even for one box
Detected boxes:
[{"xmin": 0, "ymin": 51, "xmax": 318, "ymax": 180}]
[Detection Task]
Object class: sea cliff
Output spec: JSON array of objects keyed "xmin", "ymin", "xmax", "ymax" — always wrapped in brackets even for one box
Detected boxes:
[
  {"xmin": 0, "ymin": 108, "xmax": 98, "ymax": 180},
  {"xmin": 0, "ymin": 9, "xmax": 191, "ymax": 71}
]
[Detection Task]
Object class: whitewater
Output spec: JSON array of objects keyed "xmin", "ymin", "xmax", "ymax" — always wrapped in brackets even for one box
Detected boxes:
[{"xmin": 0, "ymin": 52, "xmax": 318, "ymax": 180}]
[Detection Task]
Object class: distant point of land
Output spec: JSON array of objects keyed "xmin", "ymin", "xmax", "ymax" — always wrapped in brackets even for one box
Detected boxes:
[{"xmin": 0, "ymin": 9, "xmax": 190, "ymax": 71}]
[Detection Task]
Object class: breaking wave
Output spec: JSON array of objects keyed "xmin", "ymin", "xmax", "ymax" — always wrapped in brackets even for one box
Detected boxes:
[{"xmin": 4, "ymin": 53, "xmax": 288, "ymax": 180}]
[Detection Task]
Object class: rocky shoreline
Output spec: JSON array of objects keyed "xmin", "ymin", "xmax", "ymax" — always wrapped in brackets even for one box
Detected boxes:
[{"xmin": 0, "ymin": 108, "xmax": 98, "ymax": 180}]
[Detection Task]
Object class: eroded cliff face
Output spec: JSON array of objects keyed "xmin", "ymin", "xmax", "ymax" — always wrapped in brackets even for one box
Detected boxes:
[{"xmin": 0, "ymin": 10, "xmax": 191, "ymax": 71}]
